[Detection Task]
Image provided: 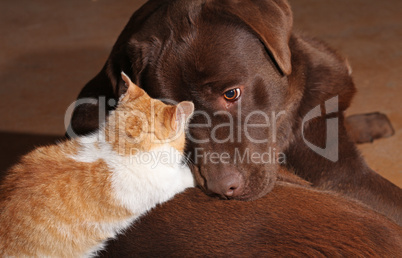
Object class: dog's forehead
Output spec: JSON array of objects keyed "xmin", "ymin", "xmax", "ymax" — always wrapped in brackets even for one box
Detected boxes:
[{"xmin": 169, "ymin": 21, "xmax": 266, "ymax": 87}]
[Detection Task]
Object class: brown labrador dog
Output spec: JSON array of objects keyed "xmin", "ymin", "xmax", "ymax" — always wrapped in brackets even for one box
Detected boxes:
[{"xmin": 69, "ymin": 0, "xmax": 401, "ymax": 226}]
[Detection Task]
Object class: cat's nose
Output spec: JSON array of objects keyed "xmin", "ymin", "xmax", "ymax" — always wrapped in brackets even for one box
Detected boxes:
[{"xmin": 207, "ymin": 172, "xmax": 244, "ymax": 198}]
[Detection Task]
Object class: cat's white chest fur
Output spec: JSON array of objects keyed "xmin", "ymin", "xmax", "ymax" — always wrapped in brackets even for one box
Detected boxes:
[
  {"xmin": 108, "ymin": 145, "xmax": 195, "ymax": 214},
  {"xmin": 71, "ymin": 133, "xmax": 194, "ymax": 256},
  {"xmin": 73, "ymin": 133, "xmax": 194, "ymax": 211}
]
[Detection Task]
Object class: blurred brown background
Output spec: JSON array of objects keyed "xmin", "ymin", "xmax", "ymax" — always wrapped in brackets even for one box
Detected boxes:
[{"xmin": 0, "ymin": 0, "xmax": 401, "ymax": 186}]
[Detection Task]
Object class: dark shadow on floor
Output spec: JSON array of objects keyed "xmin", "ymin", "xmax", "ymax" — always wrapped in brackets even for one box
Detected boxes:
[{"xmin": 0, "ymin": 131, "xmax": 64, "ymax": 181}]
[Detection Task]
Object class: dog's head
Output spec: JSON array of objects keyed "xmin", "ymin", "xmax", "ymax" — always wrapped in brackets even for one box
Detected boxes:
[{"xmin": 104, "ymin": 0, "xmax": 297, "ymax": 200}]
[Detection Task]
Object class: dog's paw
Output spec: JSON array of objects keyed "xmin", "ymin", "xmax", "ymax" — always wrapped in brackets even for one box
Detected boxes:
[{"xmin": 345, "ymin": 112, "xmax": 395, "ymax": 144}]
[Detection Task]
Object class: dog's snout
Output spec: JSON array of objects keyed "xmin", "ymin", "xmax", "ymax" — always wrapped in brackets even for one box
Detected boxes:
[{"xmin": 208, "ymin": 173, "xmax": 244, "ymax": 198}]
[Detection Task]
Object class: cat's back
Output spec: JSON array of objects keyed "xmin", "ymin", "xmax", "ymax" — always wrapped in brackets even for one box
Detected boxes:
[
  {"xmin": 0, "ymin": 139, "xmax": 126, "ymax": 256},
  {"xmin": 1, "ymin": 139, "xmax": 73, "ymax": 189},
  {"xmin": 0, "ymin": 139, "xmax": 84, "ymax": 197}
]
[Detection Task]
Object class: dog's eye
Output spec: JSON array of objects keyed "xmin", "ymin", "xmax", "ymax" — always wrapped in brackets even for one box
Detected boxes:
[{"xmin": 223, "ymin": 88, "xmax": 241, "ymax": 101}]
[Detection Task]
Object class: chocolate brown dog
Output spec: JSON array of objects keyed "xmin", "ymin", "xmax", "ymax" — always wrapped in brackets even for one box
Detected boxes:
[{"xmin": 70, "ymin": 0, "xmax": 401, "ymax": 226}]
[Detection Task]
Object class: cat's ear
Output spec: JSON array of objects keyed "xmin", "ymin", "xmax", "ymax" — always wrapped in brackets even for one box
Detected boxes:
[
  {"xmin": 171, "ymin": 101, "xmax": 195, "ymax": 131},
  {"xmin": 120, "ymin": 72, "xmax": 143, "ymax": 102}
]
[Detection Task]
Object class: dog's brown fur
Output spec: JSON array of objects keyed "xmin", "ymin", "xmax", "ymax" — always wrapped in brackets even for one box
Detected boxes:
[
  {"xmin": 282, "ymin": 34, "xmax": 402, "ymax": 223},
  {"xmin": 98, "ymin": 175, "xmax": 402, "ymax": 257}
]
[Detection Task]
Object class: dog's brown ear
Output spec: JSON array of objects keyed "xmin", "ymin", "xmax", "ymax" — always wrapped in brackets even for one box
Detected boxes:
[
  {"xmin": 69, "ymin": 0, "xmax": 168, "ymax": 137},
  {"xmin": 212, "ymin": 0, "xmax": 293, "ymax": 75}
]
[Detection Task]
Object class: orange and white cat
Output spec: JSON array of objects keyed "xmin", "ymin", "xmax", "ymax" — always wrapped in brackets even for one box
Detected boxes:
[{"xmin": 0, "ymin": 72, "xmax": 195, "ymax": 257}]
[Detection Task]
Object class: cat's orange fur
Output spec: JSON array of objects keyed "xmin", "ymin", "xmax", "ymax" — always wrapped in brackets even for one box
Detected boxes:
[
  {"xmin": 0, "ymin": 72, "xmax": 194, "ymax": 257},
  {"xmin": 105, "ymin": 82, "xmax": 188, "ymax": 155}
]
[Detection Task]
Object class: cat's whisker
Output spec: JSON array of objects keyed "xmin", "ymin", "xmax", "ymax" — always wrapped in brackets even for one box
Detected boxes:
[{"xmin": 182, "ymin": 153, "xmax": 195, "ymax": 167}]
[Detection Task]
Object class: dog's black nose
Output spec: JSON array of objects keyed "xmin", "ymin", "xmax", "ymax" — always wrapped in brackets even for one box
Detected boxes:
[{"xmin": 208, "ymin": 173, "xmax": 244, "ymax": 198}]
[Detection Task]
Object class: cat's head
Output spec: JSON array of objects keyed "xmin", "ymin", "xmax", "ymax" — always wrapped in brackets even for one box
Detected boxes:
[{"xmin": 105, "ymin": 72, "xmax": 194, "ymax": 156}]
